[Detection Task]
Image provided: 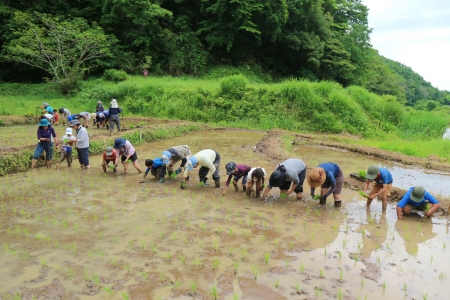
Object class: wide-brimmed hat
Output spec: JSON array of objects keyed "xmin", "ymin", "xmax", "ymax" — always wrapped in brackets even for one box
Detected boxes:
[
  {"xmin": 69, "ymin": 119, "xmax": 80, "ymax": 127},
  {"xmin": 65, "ymin": 128, "xmax": 72, "ymax": 135},
  {"xmin": 186, "ymin": 157, "xmax": 198, "ymax": 171},
  {"xmin": 97, "ymin": 101, "xmax": 102, "ymax": 104},
  {"xmin": 162, "ymin": 151, "xmax": 172, "ymax": 165},
  {"xmin": 365, "ymin": 165, "xmax": 380, "ymax": 180},
  {"xmin": 113, "ymin": 138, "xmax": 126, "ymax": 149},
  {"xmin": 111, "ymin": 99, "xmax": 119, "ymax": 108},
  {"xmin": 269, "ymin": 169, "xmax": 285, "ymax": 187},
  {"xmin": 105, "ymin": 146, "xmax": 114, "ymax": 156},
  {"xmin": 410, "ymin": 186, "xmax": 425, "ymax": 202},
  {"xmin": 307, "ymin": 167, "xmax": 326, "ymax": 188},
  {"xmin": 43, "ymin": 102, "xmax": 49, "ymax": 107},
  {"xmin": 39, "ymin": 119, "xmax": 51, "ymax": 127}
]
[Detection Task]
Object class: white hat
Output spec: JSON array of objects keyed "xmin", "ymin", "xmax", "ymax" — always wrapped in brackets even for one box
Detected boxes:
[
  {"xmin": 111, "ymin": 99, "xmax": 118, "ymax": 108},
  {"xmin": 65, "ymin": 128, "xmax": 73, "ymax": 134}
]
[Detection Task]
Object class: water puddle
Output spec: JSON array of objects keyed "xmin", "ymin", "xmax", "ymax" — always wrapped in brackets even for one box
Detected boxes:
[{"xmin": 0, "ymin": 130, "xmax": 449, "ymax": 299}]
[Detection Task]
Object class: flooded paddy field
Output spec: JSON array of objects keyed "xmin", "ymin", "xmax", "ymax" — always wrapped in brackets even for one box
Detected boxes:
[{"xmin": 1, "ymin": 129, "xmax": 450, "ymax": 299}]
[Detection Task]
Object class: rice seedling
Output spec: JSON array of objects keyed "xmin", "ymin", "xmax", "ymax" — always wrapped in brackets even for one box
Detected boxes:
[
  {"xmin": 66, "ymin": 267, "xmax": 74, "ymax": 279},
  {"xmin": 151, "ymin": 245, "xmax": 157, "ymax": 253},
  {"xmin": 274, "ymin": 239, "xmax": 279, "ymax": 247},
  {"xmin": 260, "ymin": 235, "xmax": 266, "ymax": 243},
  {"xmin": 140, "ymin": 272, "xmax": 149, "ymax": 281},
  {"xmin": 403, "ymin": 283, "xmax": 407, "ymax": 296},
  {"xmin": 342, "ymin": 239, "xmax": 348, "ymax": 249},
  {"xmin": 201, "ymin": 222, "xmax": 206, "ymax": 231},
  {"xmin": 315, "ymin": 287, "xmax": 322, "ymax": 297},
  {"xmin": 229, "ymin": 247, "xmax": 234, "ymax": 256},
  {"xmin": 102, "ymin": 287, "xmax": 114, "ymax": 296},
  {"xmin": 339, "ymin": 268, "xmax": 344, "ymax": 280},
  {"xmin": 443, "ymin": 242, "xmax": 447, "ymax": 251},
  {"xmin": 357, "ymin": 241, "xmax": 362, "ymax": 249},
  {"xmin": 251, "ymin": 266, "xmax": 258, "ymax": 280},
  {"xmin": 190, "ymin": 281, "xmax": 197, "ymax": 295},
  {"xmin": 159, "ymin": 272, "xmax": 165, "ymax": 283},
  {"xmin": 319, "ymin": 269, "xmax": 324, "ymax": 278},
  {"xmin": 361, "ymin": 277, "xmax": 364, "ymax": 288},
  {"xmin": 439, "ymin": 271, "xmax": 447, "ymax": 282},
  {"xmin": 422, "ymin": 292, "xmax": 429, "ymax": 300},
  {"xmin": 337, "ymin": 289, "xmax": 344, "ymax": 300},
  {"xmin": 274, "ymin": 278, "xmax": 279, "ymax": 288},
  {"xmin": 323, "ymin": 248, "xmax": 327, "ymax": 257},
  {"xmin": 337, "ymin": 251, "xmax": 342, "ymax": 260},
  {"xmin": 165, "ymin": 252, "xmax": 172, "ymax": 260},
  {"xmin": 110, "ymin": 258, "xmax": 118, "ymax": 268},
  {"xmin": 294, "ymin": 283, "xmax": 301, "ymax": 293},
  {"xmin": 212, "ymin": 259, "xmax": 221, "ymax": 270},
  {"xmin": 299, "ymin": 262, "xmax": 305, "ymax": 273},
  {"xmin": 213, "ymin": 241, "xmax": 219, "ymax": 252},
  {"xmin": 124, "ymin": 264, "xmax": 130, "ymax": 272},
  {"xmin": 430, "ymin": 254, "xmax": 434, "ymax": 264},
  {"xmin": 20, "ymin": 250, "xmax": 30, "ymax": 261},
  {"xmin": 240, "ymin": 248, "xmax": 248, "ymax": 259},
  {"xmin": 229, "ymin": 228, "xmax": 234, "ymax": 236},
  {"xmin": 376, "ymin": 255, "xmax": 381, "ymax": 267},
  {"xmin": 179, "ymin": 254, "xmax": 187, "ymax": 265},
  {"xmin": 171, "ymin": 279, "xmax": 181, "ymax": 291},
  {"xmin": 212, "ymin": 286, "xmax": 218, "ymax": 300},
  {"xmin": 193, "ymin": 257, "xmax": 202, "ymax": 268},
  {"xmin": 233, "ymin": 262, "xmax": 240, "ymax": 274},
  {"xmin": 40, "ymin": 258, "xmax": 47, "ymax": 267}
]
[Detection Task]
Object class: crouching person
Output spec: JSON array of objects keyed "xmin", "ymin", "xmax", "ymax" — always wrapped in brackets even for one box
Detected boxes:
[
  {"xmin": 397, "ymin": 186, "xmax": 440, "ymax": 220},
  {"xmin": 141, "ymin": 158, "xmax": 163, "ymax": 182},
  {"xmin": 307, "ymin": 162, "xmax": 344, "ymax": 207},
  {"xmin": 246, "ymin": 167, "xmax": 267, "ymax": 198},
  {"xmin": 56, "ymin": 128, "xmax": 76, "ymax": 169},
  {"xmin": 160, "ymin": 145, "xmax": 191, "ymax": 183},
  {"xmin": 262, "ymin": 159, "xmax": 307, "ymax": 200},
  {"xmin": 181, "ymin": 149, "xmax": 220, "ymax": 189},
  {"xmin": 222, "ymin": 162, "xmax": 251, "ymax": 196},
  {"xmin": 102, "ymin": 146, "xmax": 119, "ymax": 172}
]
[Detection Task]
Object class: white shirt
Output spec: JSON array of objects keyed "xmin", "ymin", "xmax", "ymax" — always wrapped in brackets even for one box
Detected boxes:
[
  {"xmin": 248, "ymin": 167, "xmax": 267, "ymax": 182},
  {"xmin": 184, "ymin": 149, "xmax": 217, "ymax": 178}
]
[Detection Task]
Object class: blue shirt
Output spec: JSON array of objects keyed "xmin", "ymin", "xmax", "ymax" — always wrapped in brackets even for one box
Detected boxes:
[
  {"xmin": 45, "ymin": 105, "xmax": 53, "ymax": 114},
  {"xmin": 145, "ymin": 158, "xmax": 163, "ymax": 174},
  {"xmin": 374, "ymin": 168, "xmax": 393, "ymax": 185},
  {"xmin": 109, "ymin": 107, "xmax": 122, "ymax": 116},
  {"xmin": 319, "ymin": 162, "xmax": 340, "ymax": 186},
  {"xmin": 397, "ymin": 187, "xmax": 439, "ymax": 208}
]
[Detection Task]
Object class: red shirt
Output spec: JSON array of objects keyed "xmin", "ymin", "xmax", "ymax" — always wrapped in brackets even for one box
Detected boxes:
[{"xmin": 103, "ymin": 149, "xmax": 118, "ymax": 161}]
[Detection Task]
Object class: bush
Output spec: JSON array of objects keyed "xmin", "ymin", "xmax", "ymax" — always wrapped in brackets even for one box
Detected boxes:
[
  {"xmin": 220, "ymin": 74, "xmax": 248, "ymax": 99},
  {"xmin": 103, "ymin": 69, "xmax": 128, "ymax": 83}
]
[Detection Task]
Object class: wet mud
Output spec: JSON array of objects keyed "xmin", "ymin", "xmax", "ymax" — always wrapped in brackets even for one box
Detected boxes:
[{"xmin": 1, "ymin": 129, "xmax": 450, "ymax": 299}]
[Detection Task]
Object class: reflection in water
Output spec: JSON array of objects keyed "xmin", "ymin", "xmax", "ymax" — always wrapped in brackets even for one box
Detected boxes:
[
  {"xmin": 394, "ymin": 216, "xmax": 436, "ymax": 255},
  {"xmin": 443, "ymin": 128, "xmax": 450, "ymax": 139}
]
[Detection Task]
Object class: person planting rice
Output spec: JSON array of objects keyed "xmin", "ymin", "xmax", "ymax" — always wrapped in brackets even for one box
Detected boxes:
[
  {"xmin": 58, "ymin": 108, "xmax": 71, "ymax": 126},
  {"xmin": 79, "ymin": 112, "xmax": 91, "ymax": 128},
  {"xmin": 246, "ymin": 167, "xmax": 267, "ymax": 198},
  {"xmin": 96, "ymin": 110, "xmax": 109, "ymax": 129},
  {"xmin": 56, "ymin": 128, "xmax": 76, "ymax": 169},
  {"xmin": 67, "ymin": 119, "xmax": 90, "ymax": 170},
  {"xmin": 307, "ymin": 162, "xmax": 344, "ymax": 207},
  {"xmin": 95, "ymin": 101, "xmax": 104, "ymax": 112},
  {"xmin": 40, "ymin": 102, "xmax": 53, "ymax": 115},
  {"xmin": 160, "ymin": 145, "xmax": 191, "ymax": 183},
  {"xmin": 109, "ymin": 99, "xmax": 122, "ymax": 133},
  {"xmin": 101, "ymin": 146, "xmax": 119, "ymax": 173},
  {"xmin": 222, "ymin": 162, "xmax": 251, "ymax": 196},
  {"xmin": 53, "ymin": 109, "xmax": 59, "ymax": 125},
  {"xmin": 181, "ymin": 149, "xmax": 221, "ymax": 189},
  {"xmin": 397, "ymin": 186, "xmax": 440, "ymax": 220},
  {"xmin": 68, "ymin": 114, "xmax": 81, "ymax": 122},
  {"xmin": 44, "ymin": 113, "xmax": 54, "ymax": 124},
  {"xmin": 30, "ymin": 118, "xmax": 57, "ymax": 170},
  {"xmin": 363, "ymin": 165, "xmax": 393, "ymax": 211},
  {"xmin": 262, "ymin": 158, "xmax": 307, "ymax": 200},
  {"xmin": 141, "ymin": 158, "xmax": 164, "ymax": 182},
  {"xmin": 113, "ymin": 138, "xmax": 143, "ymax": 174}
]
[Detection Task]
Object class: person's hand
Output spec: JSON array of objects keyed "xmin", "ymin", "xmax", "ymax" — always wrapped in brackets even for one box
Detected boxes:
[
  {"xmin": 319, "ymin": 196, "xmax": 326, "ymax": 202},
  {"xmin": 159, "ymin": 179, "xmax": 163, "ymax": 183},
  {"xmin": 260, "ymin": 184, "xmax": 265, "ymax": 191},
  {"xmin": 367, "ymin": 195, "xmax": 375, "ymax": 201},
  {"xmin": 175, "ymin": 168, "xmax": 182, "ymax": 175},
  {"xmin": 180, "ymin": 181, "xmax": 186, "ymax": 189},
  {"xmin": 259, "ymin": 195, "xmax": 266, "ymax": 201},
  {"xmin": 222, "ymin": 191, "xmax": 226, "ymax": 196},
  {"xmin": 426, "ymin": 210, "xmax": 432, "ymax": 217},
  {"xmin": 286, "ymin": 191, "xmax": 292, "ymax": 196}
]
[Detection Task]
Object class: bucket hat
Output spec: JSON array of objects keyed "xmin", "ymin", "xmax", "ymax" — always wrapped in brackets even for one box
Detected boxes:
[
  {"xmin": 105, "ymin": 146, "xmax": 114, "ymax": 156},
  {"xmin": 410, "ymin": 186, "xmax": 425, "ymax": 202},
  {"xmin": 366, "ymin": 165, "xmax": 380, "ymax": 180},
  {"xmin": 113, "ymin": 138, "xmax": 126, "ymax": 149},
  {"xmin": 111, "ymin": 99, "xmax": 119, "ymax": 108},
  {"xmin": 39, "ymin": 119, "xmax": 51, "ymax": 127},
  {"xmin": 69, "ymin": 119, "xmax": 80, "ymax": 127},
  {"xmin": 65, "ymin": 128, "xmax": 72, "ymax": 135},
  {"xmin": 307, "ymin": 167, "xmax": 326, "ymax": 188}
]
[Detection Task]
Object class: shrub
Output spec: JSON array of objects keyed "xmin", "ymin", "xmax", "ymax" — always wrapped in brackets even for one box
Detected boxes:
[
  {"xmin": 220, "ymin": 74, "xmax": 248, "ymax": 99},
  {"xmin": 103, "ymin": 69, "xmax": 128, "ymax": 83}
]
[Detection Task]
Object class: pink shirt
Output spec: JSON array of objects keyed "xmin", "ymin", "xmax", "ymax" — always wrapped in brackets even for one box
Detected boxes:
[{"xmin": 119, "ymin": 140, "xmax": 135, "ymax": 156}]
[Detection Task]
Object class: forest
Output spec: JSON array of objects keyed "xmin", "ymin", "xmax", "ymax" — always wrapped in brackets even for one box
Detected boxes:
[{"xmin": 0, "ymin": 0, "xmax": 449, "ymax": 107}]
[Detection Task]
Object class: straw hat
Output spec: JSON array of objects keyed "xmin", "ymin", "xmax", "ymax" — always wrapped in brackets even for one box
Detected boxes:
[{"xmin": 307, "ymin": 167, "xmax": 326, "ymax": 188}]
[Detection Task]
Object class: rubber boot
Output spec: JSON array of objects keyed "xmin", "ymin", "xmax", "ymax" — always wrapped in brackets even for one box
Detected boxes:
[
  {"xmin": 215, "ymin": 179, "xmax": 220, "ymax": 188},
  {"xmin": 255, "ymin": 191, "xmax": 261, "ymax": 198},
  {"xmin": 334, "ymin": 201, "xmax": 342, "ymax": 208},
  {"xmin": 102, "ymin": 165, "xmax": 106, "ymax": 173},
  {"xmin": 242, "ymin": 186, "xmax": 246, "ymax": 192},
  {"xmin": 319, "ymin": 197, "xmax": 327, "ymax": 205},
  {"xmin": 233, "ymin": 182, "xmax": 239, "ymax": 191}
]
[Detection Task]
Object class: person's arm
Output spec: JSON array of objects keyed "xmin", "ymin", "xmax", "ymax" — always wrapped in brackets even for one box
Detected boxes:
[
  {"xmin": 142, "ymin": 168, "xmax": 150, "ymax": 179},
  {"xmin": 286, "ymin": 184, "xmax": 298, "ymax": 195},
  {"xmin": 51, "ymin": 128, "xmax": 57, "ymax": 146},
  {"xmin": 222, "ymin": 175, "xmax": 233, "ymax": 195},
  {"xmin": 396, "ymin": 207, "xmax": 403, "ymax": 220},
  {"xmin": 179, "ymin": 158, "xmax": 187, "ymax": 168},
  {"xmin": 37, "ymin": 129, "xmax": 50, "ymax": 142},
  {"xmin": 425, "ymin": 192, "xmax": 440, "ymax": 217},
  {"xmin": 368, "ymin": 183, "xmax": 387, "ymax": 200},
  {"xmin": 396, "ymin": 191, "xmax": 410, "ymax": 220},
  {"xmin": 262, "ymin": 185, "xmax": 271, "ymax": 198},
  {"xmin": 363, "ymin": 180, "xmax": 370, "ymax": 193}
]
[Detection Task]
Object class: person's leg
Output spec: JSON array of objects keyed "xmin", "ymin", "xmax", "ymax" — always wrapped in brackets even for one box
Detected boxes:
[
  {"xmin": 57, "ymin": 150, "xmax": 66, "ymax": 169},
  {"xmin": 67, "ymin": 151, "xmax": 72, "ymax": 167},
  {"xmin": 381, "ymin": 183, "xmax": 392, "ymax": 211},
  {"xmin": 333, "ymin": 170, "xmax": 344, "ymax": 207},
  {"xmin": 81, "ymin": 148, "xmax": 90, "ymax": 169},
  {"xmin": 130, "ymin": 153, "xmax": 142, "ymax": 173},
  {"xmin": 110, "ymin": 117, "xmax": 115, "ymax": 132},
  {"xmin": 212, "ymin": 152, "xmax": 220, "ymax": 187},
  {"xmin": 368, "ymin": 184, "xmax": 382, "ymax": 207},
  {"xmin": 116, "ymin": 116, "xmax": 121, "ymax": 131},
  {"xmin": 31, "ymin": 143, "xmax": 45, "ymax": 170},
  {"xmin": 77, "ymin": 149, "xmax": 83, "ymax": 168},
  {"xmin": 101, "ymin": 161, "xmax": 107, "ymax": 172},
  {"xmin": 241, "ymin": 175, "xmax": 247, "ymax": 192},
  {"xmin": 45, "ymin": 143, "xmax": 52, "ymax": 169},
  {"xmin": 121, "ymin": 156, "xmax": 129, "ymax": 174},
  {"xmin": 246, "ymin": 180, "xmax": 254, "ymax": 197},
  {"xmin": 295, "ymin": 168, "xmax": 306, "ymax": 200}
]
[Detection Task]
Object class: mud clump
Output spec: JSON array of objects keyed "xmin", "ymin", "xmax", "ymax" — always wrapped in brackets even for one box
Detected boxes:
[{"xmin": 361, "ymin": 262, "xmax": 381, "ymax": 282}]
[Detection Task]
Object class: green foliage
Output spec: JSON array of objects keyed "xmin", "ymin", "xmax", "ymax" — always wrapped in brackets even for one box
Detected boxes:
[
  {"xmin": 220, "ymin": 74, "xmax": 248, "ymax": 99},
  {"xmin": 103, "ymin": 69, "xmax": 128, "ymax": 83},
  {"xmin": 358, "ymin": 170, "xmax": 366, "ymax": 179}
]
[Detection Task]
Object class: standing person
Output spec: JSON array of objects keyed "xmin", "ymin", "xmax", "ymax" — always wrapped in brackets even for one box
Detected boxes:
[
  {"xmin": 109, "ymin": 99, "xmax": 122, "ymax": 133},
  {"xmin": 397, "ymin": 186, "xmax": 440, "ymax": 220},
  {"xmin": 262, "ymin": 158, "xmax": 307, "ymax": 200},
  {"xmin": 67, "ymin": 119, "xmax": 90, "ymax": 170},
  {"xmin": 246, "ymin": 167, "xmax": 267, "ymax": 198},
  {"xmin": 181, "ymin": 149, "xmax": 221, "ymax": 189},
  {"xmin": 30, "ymin": 118, "xmax": 57, "ymax": 170},
  {"xmin": 40, "ymin": 102, "xmax": 54, "ymax": 115},
  {"xmin": 79, "ymin": 112, "xmax": 91, "ymax": 128},
  {"xmin": 101, "ymin": 146, "xmax": 119, "ymax": 173},
  {"xmin": 141, "ymin": 158, "xmax": 164, "ymax": 182},
  {"xmin": 95, "ymin": 101, "xmax": 104, "ymax": 112},
  {"xmin": 160, "ymin": 145, "xmax": 191, "ymax": 183},
  {"xmin": 363, "ymin": 165, "xmax": 393, "ymax": 211},
  {"xmin": 222, "ymin": 162, "xmax": 251, "ymax": 196},
  {"xmin": 58, "ymin": 108, "xmax": 71, "ymax": 126},
  {"xmin": 112, "ymin": 138, "xmax": 143, "ymax": 174},
  {"xmin": 56, "ymin": 128, "xmax": 76, "ymax": 169},
  {"xmin": 307, "ymin": 162, "xmax": 344, "ymax": 207}
]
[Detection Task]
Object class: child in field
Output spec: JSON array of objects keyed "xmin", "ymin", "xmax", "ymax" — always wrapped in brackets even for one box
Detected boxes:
[
  {"xmin": 140, "ymin": 158, "xmax": 163, "ymax": 182},
  {"xmin": 101, "ymin": 146, "xmax": 118, "ymax": 172},
  {"xmin": 56, "ymin": 128, "xmax": 76, "ymax": 169},
  {"xmin": 53, "ymin": 109, "xmax": 59, "ymax": 125}
]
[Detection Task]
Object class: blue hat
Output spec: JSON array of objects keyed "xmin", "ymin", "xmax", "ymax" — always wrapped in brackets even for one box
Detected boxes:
[
  {"xmin": 43, "ymin": 102, "xmax": 49, "ymax": 106},
  {"xmin": 113, "ymin": 138, "xmax": 126, "ymax": 149},
  {"xmin": 39, "ymin": 119, "xmax": 51, "ymax": 127},
  {"xmin": 186, "ymin": 157, "xmax": 198, "ymax": 171},
  {"xmin": 162, "ymin": 151, "xmax": 172, "ymax": 165}
]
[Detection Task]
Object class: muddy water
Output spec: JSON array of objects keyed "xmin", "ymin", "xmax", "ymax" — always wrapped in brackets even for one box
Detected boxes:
[
  {"xmin": 1, "ymin": 130, "xmax": 449, "ymax": 300},
  {"xmin": 291, "ymin": 144, "xmax": 450, "ymax": 197}
]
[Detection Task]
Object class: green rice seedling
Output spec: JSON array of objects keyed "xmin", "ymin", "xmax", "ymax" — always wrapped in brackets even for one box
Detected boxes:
[
  {"xmin": 179, "ymin": 254, "xmax": 186, "ymax": 264},
  {"xmin": 93, "ymin": 214, "xmax": 98, "ymax": 222},
  {"xmin": 213, "ymin": 241, "xmax": 219, "ymax": 251},
  {"xmin": 319, "ymin": 269, "xmax": 324, "ymax": 278},
  {"xmin": 151, "ymin": 245, "xmax": 157, "ymax": 253},
  {"xmin": 216, "ymin": 227, "xmax": 222, "ymax": 234},
  {"xmin": 264, "ymin": 252, "xmax": 270, "ymax": 264},
  {"xmin": 357, "ymin": 241, "xmax": 362, "ymax": 249},
  {"xmin": 233, "ymin": 262, "xmax": 240, "ymax": 274},
  {"xmin": 159, "ymin": 272, "xmax": 165, "ymax": 283},
  {"xmin": 376, "ymin": 255, "xmax": 381, "ymax": 267},
  {"xmin": 310, "ymin": 232, "xmax": 315, "ymax": 239},
  {"xmin": 229, "ymin": 247, "xmax": 234, "ymax": 256},
  {"xmin": 422, "ymin": 292, "xmax": 429, "ymax": 300},
  {"xmin": 315, "ymin": 287, "xmax": 322, "ymax": 297},
  {"xmin": 201, "ymin": 222, "xmax": 206, "ymax": 231},
  {"xmin": 337, "ymin": 251, "xmax": 342, "ymax": 260},
  {"xmin": 92, "ymin": 275, "xmax": 100, "ymax": 286},
  {"xmin": 299, "ymin": 262, "xmax": 305, "ymax": 273},
  {"xmin": 212, "ymin": 286, "xmax": 218, "ymax": 300},
  {"xmin": 403, "ymin": 283, "xmax": 407, "ymax": 296},
  {"xmin": 124, "ymin": 264, "xmax": 130, "ymax": 272},
  {"xmin": 212, "ymin": 259, "xmax": 221, "ymax": 270},
  {"xmin": 72, "ymin": 224, "xmax": 79, "ymax": 230},
  {"xmin": 342, "ymin": 239, "xmax": 348, "ymax": 249},
  {"xmin": 97, "ymin": 250, "xmax": 105, "ymax": 260},
  {"xmin": 355, "ymin": 254, "xmax": 359, "ymax": 263},
  {"xmin": 359, "ymin": 191, "xmax": 368, "ymax": 197},
  {"xmin": 88, "ymin": 249, "xmax": 94, "ymax": 258},
  {"xmin": 274, "ymin": 239, "xmax": 280, "ymax": 247},
  {"xmin": 337, "ymin": 289, "xmax": 344, "ymax": 300},
  {"xmin": 229, "ymin": 228, "xmax": 234, "ymax": 236},
  {"xmin": 382, "ymin": 281, "xmax": 386, "ymax": 292},
  {"xmin": 313, "ymin": 195, "xmax": 320, "ymax": 200},
  {"xmin": 114, "ymin": 236, "xmax": 118, "ymax": 243},
  {"xmin": 40, "ymin": 257, "xmax": 47, "ymax": 267},
  {"xmin": 140, "ymin": 272, "xmax": 149, "ymax": 281},
  {"xmin": 20, "ymin": 250, "xmax": 30, "ymax": 261},
  {"xmin": 243, "ymin": 231, "xmax": 250, "ymax": 239},
  {"xmin": 274, "ymin": 278, "xmax": 279, "ymax": 288},
  {"xmin": 289, "ymin": 242, "xmax": 295, "ymax": 250},
  {"xmin": 110, "ymin": 258, "xmax": 118, "ymax": 268},
  {"xmin": 172, "ymin": 279, "xmax": 181, "ymax": 291},
  {"xmin": 66, "ymin": 267, "xmax": 75, "ymax": 279},
  {"xmin": 314, "ymin": 209, "xmax": 321, "ymax": 217},
  {"xmin": 443, "ymin": 242, "xmax": 447, "ymax": 250},
  {"xmin": 240, "ymin": 248, "xmax": 248, "ymax": 259},
  {"xmin": 361, "ymin": 277, "xmax": 364, "ymax": 287},
  {"xmin": 260, "ymin": 235, "xmax": 266, "ymax": 243},
  {"xmin": 439, "ymin": 271, "xmax": 447, "ymax": 282},
  {"xmin": 386, "ymin": 243, "xmax": 393, "ymax": 254},
  {"xmin": 193, "ymin": 257, "xmax": 202, "ymax": 268},
  {"xmin": 190, "ymin": 281, "xmax": 197, "ymax": 295},
  {"xmin": 103, "ymin": 287, "xmax": 114, "ymax": 296},
  {"xmin": 159, "ymin": 232, "xmax": 164, "ymax": 239},
  {"xmin": 97, "ymin": 231, "xmax": 103, "ymax": 239},
  {"xmin": 295, "ymin": 283, "xmax": 301, "ymax": 293},
  {"xmin": 165, "ymin": 252, "xmax": 172, "ymax": 260},
  {"xmin": 430, "ymin": 254, "xmax": 434, "ymax": 264},
  {"xmin": 251, "ymin": 266, "xmax": 258, "ymax": 280},
  {"xmin": 84, "ymin": 269, "xmax": 89, "ymax": 281},
  {"xmin": 323, "ymin": 248, "xmax": 327, "ymax": 257}
]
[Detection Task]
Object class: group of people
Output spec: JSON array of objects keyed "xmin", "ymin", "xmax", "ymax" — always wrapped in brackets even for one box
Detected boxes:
[{"xmin": 32, "ymin": 101, "xmax": 441, "ymax": 221}]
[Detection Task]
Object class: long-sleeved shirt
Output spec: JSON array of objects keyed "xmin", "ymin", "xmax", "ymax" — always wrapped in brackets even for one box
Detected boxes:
[
  {"xmin": 374, "ymin": 168, "xmax": 393, "ymax": 185},
  {"xmin": 225, "ymin": 164, "xmax": 251, "ymax": 186},
  {"xmin": 109, "ymin": 106, "xmax": 122, "ymax": 116},
  {"xmin": 96, "ymin": 104, "xmax": 105, "ymax": 112},
  {"xmin": 75, "ymin": 127, "xmax": 89, "ymax": 149},
  {"xmin": 118, "ymin": 140, "xmax": 135, "ymax": 157},
  {"xmin": 397, "ymin": 187, "xmax": 439, "ymax": 208},
  {"xmin": 37, "ymin": 126, "xmax": 56, "ymax": 142},
  {"xmin": 248, "ymin": 167, "xmax": 267, "ymax": 182},
  {"xmin": 184, "ymin": 149, "xmax": 216, "ymax": 178},
  {"xmin": 268, "ymin": 159, "xmax": 306, "ymax": 188}
]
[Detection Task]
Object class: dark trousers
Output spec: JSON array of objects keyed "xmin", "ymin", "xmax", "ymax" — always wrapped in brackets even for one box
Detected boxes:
[{"xmin": 199, "ymin": 151, "xmax": 220, "ymax": 182}]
